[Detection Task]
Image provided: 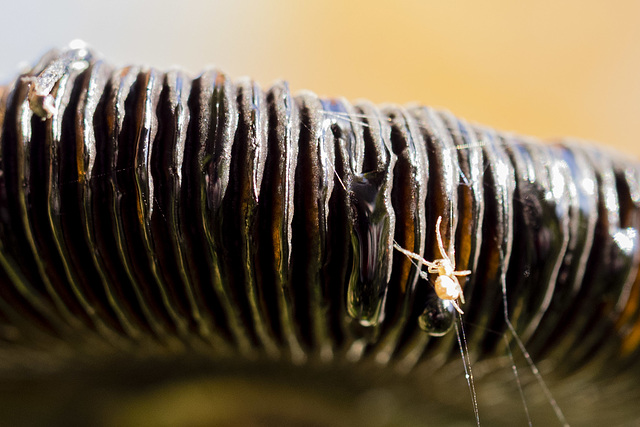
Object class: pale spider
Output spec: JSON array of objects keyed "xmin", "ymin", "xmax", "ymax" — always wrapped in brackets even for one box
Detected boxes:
[{"xmin": 393, "ymin": 216, "xmax": 471, "ymax": 315}]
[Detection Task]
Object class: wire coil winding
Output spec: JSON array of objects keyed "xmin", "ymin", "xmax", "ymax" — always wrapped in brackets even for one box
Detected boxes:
[{"xmin": 0, "ymin": 44, "xmax": 639, "ymax": 382}]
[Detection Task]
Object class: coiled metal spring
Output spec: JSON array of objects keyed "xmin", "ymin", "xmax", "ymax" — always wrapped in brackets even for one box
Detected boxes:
[{"xmin": 1, "ymin": 44, "xmax": 639, "ymax": 414}]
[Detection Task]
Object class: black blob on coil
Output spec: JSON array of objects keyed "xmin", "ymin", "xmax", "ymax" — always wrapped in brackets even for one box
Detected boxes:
[{"xmin": 0, "ymin": 44, "xmax": 639, "ymax": 381}]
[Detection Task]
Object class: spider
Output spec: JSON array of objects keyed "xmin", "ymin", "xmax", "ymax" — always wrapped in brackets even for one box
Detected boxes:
[{"xmin": 393, "ymin": 216, "xmax": 471, "ymax": 315}]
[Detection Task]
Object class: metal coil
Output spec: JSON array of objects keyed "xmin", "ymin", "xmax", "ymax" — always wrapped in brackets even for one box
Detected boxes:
[{"xmin": 1, "ymin": 43, "xmax": 640, "ymax": 424}]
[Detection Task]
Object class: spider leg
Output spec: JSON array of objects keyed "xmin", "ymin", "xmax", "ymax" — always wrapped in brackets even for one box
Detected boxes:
[
  {"xmin": 452, "ymin": 276, "xmax": 466, "ymax": 304},
  {"xmin": 458, "ymin": 288, "xmax": 466, "ymax": 305},
  {"xmin": 435, "ymin": 216, "xmax": 453, "ymax": 265},
  {"xmin": 393, "ymin": 242, "xmax": 430, "ymax": 265},
  {"xmin": 453, "ymin": 270, "xmax": 472, "ymax": 276},
  {"xmin": 451, "ymin": 299, "xmax": 464, "ymax": 315},
  {"xmin": 423, "ymin": 259, "xmax": 438, "ymax": 269}
]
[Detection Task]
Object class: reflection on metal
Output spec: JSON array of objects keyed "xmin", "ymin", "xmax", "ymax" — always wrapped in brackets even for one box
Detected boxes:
[{"xmin": 0, "ymin": 42, "xmax": 639, "ymax": 425}]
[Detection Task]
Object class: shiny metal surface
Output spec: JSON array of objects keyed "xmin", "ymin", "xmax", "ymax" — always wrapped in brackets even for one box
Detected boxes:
[{"xmin": 0, "ymin": 44, "xmax": 639, "ymax": 426}]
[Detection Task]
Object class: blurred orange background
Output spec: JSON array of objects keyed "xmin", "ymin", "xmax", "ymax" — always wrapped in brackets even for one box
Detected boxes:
[{"xmin": 2, "ymin": 0, "xmax": 639, "ymax": 155}]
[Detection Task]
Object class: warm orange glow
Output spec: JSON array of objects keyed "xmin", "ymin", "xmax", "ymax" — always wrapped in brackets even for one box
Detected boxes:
[
  {"xmin": 166, "ymin": 1, "xmax": 640, "ymax": 157},
  {"xmin": 5, "ymin": 1, "xmax": 637, "ymax": 156}
]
